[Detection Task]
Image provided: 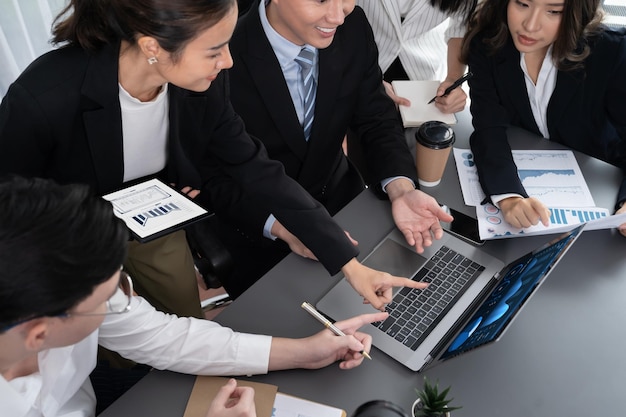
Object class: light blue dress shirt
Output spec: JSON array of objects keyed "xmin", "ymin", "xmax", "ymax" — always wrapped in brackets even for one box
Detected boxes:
[
  {"xmin": 259, "ymin": 1, "xmax": 319, "ymax": 127},
  {"xmin": 259, "ymin": 1, "xmax": 319, "ymax": 239}
]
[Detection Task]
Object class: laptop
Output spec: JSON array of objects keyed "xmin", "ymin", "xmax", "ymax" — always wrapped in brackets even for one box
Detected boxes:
[{"xmin": 317, "ymin": 223, "xmax": 584, "ymax": 371}]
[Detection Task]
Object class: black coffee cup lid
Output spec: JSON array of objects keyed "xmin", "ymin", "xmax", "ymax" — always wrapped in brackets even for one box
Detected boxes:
[
  {"xmin": 416, "ymin": 121, "xmax": 455, "ymax": 149},
  {"xmin": 352, "ymin": 400, "xmax": 409, "ymax": 417}
]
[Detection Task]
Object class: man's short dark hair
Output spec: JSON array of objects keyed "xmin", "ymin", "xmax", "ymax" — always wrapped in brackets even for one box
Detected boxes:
[{"xmin": 0, "ymin": 176, "xmax": 128, "ymax": 330}]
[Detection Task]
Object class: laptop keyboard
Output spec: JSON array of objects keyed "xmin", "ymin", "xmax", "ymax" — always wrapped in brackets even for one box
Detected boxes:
[{"xmin": 374, "ymin": 246, "xmax": 485, "ymax": 351}]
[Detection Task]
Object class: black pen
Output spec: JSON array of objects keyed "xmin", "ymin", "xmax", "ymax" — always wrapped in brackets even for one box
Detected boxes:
[{"xmin": 427, "ymin": 72, "xmax": 473, "ymax": 104}]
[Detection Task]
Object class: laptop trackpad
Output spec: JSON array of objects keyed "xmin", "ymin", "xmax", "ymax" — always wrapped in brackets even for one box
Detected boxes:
[{"xmin": 362, "ymin": 238, "xmax": 427, "ymax": 278}]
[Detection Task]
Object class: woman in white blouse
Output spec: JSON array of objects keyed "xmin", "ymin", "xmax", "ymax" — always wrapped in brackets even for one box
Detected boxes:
[{"xmin": 357, "ymin": 0, "xmax": 476, "ymax": 114}]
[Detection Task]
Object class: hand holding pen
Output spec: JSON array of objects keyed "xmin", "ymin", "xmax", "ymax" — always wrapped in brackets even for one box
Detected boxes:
[
  {"xmin": 301, "ymin": 302, "xmax": 388, "ymax": 364},
  {"xmin": 428, "ymin": 72, "xmax": 473, "ymax": 108}
]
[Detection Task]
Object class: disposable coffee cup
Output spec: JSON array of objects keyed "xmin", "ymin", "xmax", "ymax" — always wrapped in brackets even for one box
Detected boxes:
[{"xmin": 415, "ymin": 121, "xmax": 455, "ymax": 187}]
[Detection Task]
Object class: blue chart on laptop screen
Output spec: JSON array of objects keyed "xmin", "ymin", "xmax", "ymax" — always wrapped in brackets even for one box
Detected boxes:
[{"xmin": 441, "ymin": 232, "xmax": 577, "ymax": 359}]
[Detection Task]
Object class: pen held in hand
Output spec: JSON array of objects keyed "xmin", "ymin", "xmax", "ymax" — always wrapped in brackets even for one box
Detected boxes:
[
  {"xmin": 301, "ymin": 301, "xmax": 372, "ymax": 360},
  {"xmin": 427, "ymin": 72, "xmax": 473, "ymax": 104}
]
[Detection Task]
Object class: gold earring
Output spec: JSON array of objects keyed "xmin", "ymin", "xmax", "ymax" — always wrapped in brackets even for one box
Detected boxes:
[{"xmin": 147, "ymin": 56, "xmax": 158, "ymax": 65}]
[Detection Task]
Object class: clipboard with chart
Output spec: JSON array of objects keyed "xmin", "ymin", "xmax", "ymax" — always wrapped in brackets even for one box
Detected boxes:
[{"xmin": 102, "ymin": 178, "xmax": 210, "ymax": 243}]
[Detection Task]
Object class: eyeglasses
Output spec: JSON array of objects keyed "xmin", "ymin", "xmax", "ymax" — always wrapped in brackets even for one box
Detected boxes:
[
  {"xmin": 0, "ymin": 271, "xmax": 133, "ymax": 332},
  {"xmin": 65, "ymin": 271, "xmax": 133, "ymax": 317}
]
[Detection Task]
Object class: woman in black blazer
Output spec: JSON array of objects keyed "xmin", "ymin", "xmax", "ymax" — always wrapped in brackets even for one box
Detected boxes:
[
  {"xmin": 461, "ymin": 0, "xmax": 626, "ymax": 234},
  {"xmin": 0, "ymin": 0, "xmax": 424, "ymax": 313}
]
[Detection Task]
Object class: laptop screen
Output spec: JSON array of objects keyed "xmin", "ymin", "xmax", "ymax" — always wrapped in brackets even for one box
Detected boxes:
[{"xmin": 440, "ymin": 226, "xmax": 582, "ymax": 360}]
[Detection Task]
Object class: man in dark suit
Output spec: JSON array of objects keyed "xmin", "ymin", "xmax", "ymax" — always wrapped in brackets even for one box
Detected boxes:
[{"xmin": 206, "ymin": 0, "xmax": 452, "ymax": 298}]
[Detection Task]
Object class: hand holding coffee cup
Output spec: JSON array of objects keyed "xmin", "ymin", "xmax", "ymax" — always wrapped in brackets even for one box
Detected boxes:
[{"xmin": 415, "ymin": 121, "xmax": 455, "ymax": 187}]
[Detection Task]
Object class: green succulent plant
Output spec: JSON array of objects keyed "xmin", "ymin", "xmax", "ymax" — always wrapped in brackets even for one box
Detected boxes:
[{"xmin": 413, "ymin": 376, "xmax": 462, "ymax": 417}]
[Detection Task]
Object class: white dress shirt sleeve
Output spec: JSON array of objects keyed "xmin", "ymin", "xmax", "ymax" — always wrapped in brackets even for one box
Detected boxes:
[
  {"xmin": 98, "ymin": 294, "xmax": 272, "ymax": 376},
  {"xmin": 444, "ymin": 12, "xmax": 466, "ymax": 41}
]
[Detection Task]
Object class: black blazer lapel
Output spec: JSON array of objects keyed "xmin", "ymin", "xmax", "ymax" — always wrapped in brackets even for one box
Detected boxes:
[
  {"xmin": 167, "ymin": 86, "xmax": 205, "ymax": 189},
  {"xmin": 80, "ymin": 44, "xmax": 124, "ymax": 193},
  {"xmin": 240, "ymin": 6, "xmax": 308, "ymax": 160},
  {"xmin": 311, "ymin": 35, "xmax": 343, "ymax": 146},
  {"xmin": 297, "ymin": 30, "xmax": 345, "ymax": 185},
  {"xmin": 498, "ymin": 41, "xmax": 540, "ymax": 133},
  {"xmin": 546, "ymin": 67, "xmax": 584, "ymax": 136}
]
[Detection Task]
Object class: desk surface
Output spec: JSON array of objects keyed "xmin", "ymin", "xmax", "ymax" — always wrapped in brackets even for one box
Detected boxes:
[{"xmin": 101, "ymin": 111, "xmax": 626, "ymax": 417}]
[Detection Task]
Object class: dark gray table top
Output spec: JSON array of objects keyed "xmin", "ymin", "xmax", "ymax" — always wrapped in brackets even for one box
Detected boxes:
[{"xmin": 101, "ymin": 110, "xmax": 626, "ymax": 417}]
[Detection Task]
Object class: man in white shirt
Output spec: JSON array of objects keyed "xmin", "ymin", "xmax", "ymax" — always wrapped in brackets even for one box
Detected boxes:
[{"xmin": 0, "ymin": 176, "xmax": 386, "ymax": 417}]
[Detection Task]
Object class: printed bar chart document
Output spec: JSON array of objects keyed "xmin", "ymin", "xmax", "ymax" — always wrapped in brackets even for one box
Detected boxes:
[
  {"xmin": 391, "ymin": 80, "xmax": 457, "ymax": 127},
  {"xmin": 451, "ymin": 148, "xmax": 626, "ymax": 239},
  {"xmin": 102, "ymin": 178, "xmax": 209, "ymax": 242},
  {"xmin": 476, "ymin": 204, "xmax": 626, "ymax": 239}
]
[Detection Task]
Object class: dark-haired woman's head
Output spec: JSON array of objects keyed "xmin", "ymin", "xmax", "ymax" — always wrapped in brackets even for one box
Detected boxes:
[
  {"xmin": 507, "ymin": 0, "xmax": 564, "ymax": 59},
  {"xmin": 52, "ymin": 0, "xmax": 239, "ymax": 93},
  {"xmin": 52, "ymin": 0, "xmax": 237, "ymax": 61},
  {"xmin": 462, "ymin": 0, "xmax": 603, "ymax": 69}
]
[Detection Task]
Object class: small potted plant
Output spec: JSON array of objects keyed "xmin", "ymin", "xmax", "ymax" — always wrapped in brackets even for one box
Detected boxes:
[{"xmin": 412, "ymin": 376, "xmax": 462, "ymax": 417}]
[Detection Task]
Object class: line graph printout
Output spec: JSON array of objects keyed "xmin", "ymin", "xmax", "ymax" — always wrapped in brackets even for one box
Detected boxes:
[{"xmin": 454, "ymin": 149, "xmax": 596, "ymax": 208}]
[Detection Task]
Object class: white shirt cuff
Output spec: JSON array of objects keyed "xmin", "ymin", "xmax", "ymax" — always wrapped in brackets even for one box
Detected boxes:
[
  {"xmin": 491, "ymin": 193, "xmax": 524, "ymax": 208},
  {"xmin": 381, "ymin": 176, "xmax": 416, "ymax": 193},
  {"xmin": 263, "ymin": 214, "xmax": 278, "ymax": 240}
]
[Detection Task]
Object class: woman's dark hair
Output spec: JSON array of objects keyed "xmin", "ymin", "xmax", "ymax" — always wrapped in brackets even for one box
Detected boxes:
[
  {"xmin": 431, "ymin": 0, "xmax": 478, "ymax": 23},
  {"xmin": 461, "ymin": 0, "xmax": 604, "ymax": 70},
  {"xmin": 52, "ymin": 0, "xmax": 236, "ymax": 61},
  {"xmin": 0, "ymin": 176, "xmax": 128, "ymax": 331}
]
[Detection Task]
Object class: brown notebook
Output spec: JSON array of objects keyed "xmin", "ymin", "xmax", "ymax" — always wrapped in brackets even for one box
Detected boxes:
[{"xmin": 182, "ymin": 376, "xmax": 277, "ymax": 417}]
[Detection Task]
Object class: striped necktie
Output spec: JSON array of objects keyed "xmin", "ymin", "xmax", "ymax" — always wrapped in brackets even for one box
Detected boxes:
[{"xmin": 294, "ymin": 46, "xmax": 316, "ymax": 141}]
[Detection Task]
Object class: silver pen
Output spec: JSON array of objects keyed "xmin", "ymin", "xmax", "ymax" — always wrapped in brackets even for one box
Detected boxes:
[{"xmin": 301, "ymin": 301, "xmax": 372, "ymax": 360}]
